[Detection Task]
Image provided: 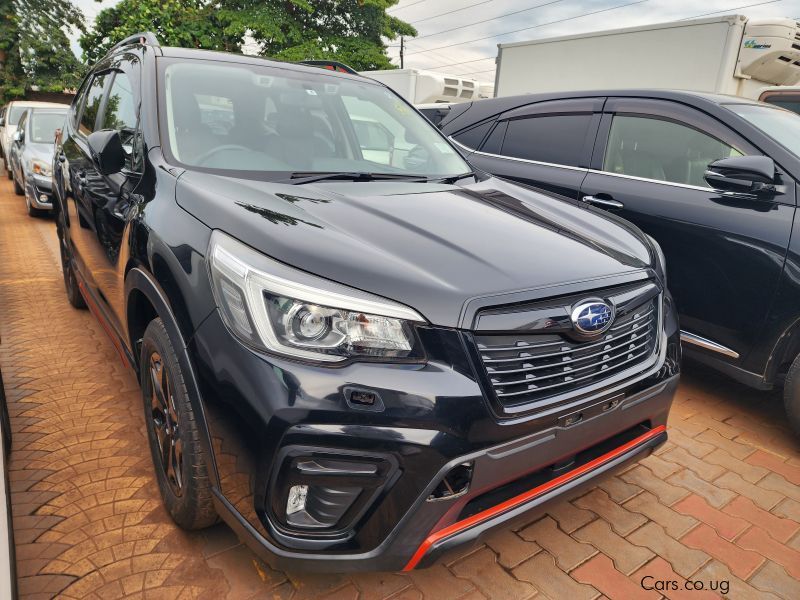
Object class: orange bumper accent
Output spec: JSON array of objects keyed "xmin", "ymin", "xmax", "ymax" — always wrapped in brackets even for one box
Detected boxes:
[{"xmin": 403, "ymin": 424, "xmax": 667, "ymax": 571}]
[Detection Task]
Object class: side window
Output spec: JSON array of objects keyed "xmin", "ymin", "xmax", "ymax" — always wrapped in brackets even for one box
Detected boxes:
[
  {"xmin": 501, "ymin": 115, "xmax": 592, "ymax": 167},
  {"xmin": 79, "ymin": 74, "xmax": 108, "ymax": 136},
  {"xmin": 101, "ymin": 71, "xmax": 142, "ymax": 171},
  {"xmin": 452, "ymin": 120, "xmax": 493, "ymax": 149},
  {"xmin": 603, "ymin": 115, "xmax": 742, "ymax": 188},
  {"xmin": 482, "ymin": 121, "xmax": 507, "ymax": 154}
]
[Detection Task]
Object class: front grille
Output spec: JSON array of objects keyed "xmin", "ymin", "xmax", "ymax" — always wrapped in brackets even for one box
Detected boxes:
[{"xmin": 474, "ymin": 297, "xmax": 659, "ymax": 408}]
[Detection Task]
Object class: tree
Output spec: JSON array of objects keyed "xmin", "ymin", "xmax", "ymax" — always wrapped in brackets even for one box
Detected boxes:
[
  {"xmin": 1, "ymin": 0, "xmax": 86, "ymax": 101},
  {"xmin": 80, "ymin": 0, "xmax": 241, "ymax": 65},
  {"xmin": 81, "ymin": 0, "xmax": 415, "ymax": 71}
]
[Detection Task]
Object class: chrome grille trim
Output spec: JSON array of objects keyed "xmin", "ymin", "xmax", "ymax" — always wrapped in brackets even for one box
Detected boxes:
[{"xmin": 473, "ymin": 294, "xmax": 660, "ymax": 408}]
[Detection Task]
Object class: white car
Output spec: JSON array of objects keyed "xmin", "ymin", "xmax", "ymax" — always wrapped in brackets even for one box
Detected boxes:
[{"xmin": 0, "ymin": 101, "xmax": 68, "ymax": 179}]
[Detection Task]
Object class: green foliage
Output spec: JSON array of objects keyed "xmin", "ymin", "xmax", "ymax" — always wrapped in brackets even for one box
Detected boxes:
[
  {"xmin": 1, "ymin": 0, "xmax": 85, "ymax": 102},
  {"xmin": 80, "ymin": 0, "xmax": 241, "ymax": 65},
  {"xmin": 82, "ymin": 0, "xmax": 416, "ymax": 71}
]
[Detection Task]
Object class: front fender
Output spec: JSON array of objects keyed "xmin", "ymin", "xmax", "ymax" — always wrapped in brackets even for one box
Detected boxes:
[{"xmin": 124, "ymin": 267, "xmax": 220, "ymax": 487}]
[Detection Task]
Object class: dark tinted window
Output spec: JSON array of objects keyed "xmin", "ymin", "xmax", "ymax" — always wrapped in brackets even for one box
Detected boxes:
[
  {"xmin": 482, "ymin": 121, "xmax": 507, "ymax": 153},
  {"xmin": 501, "ymin": 115, "xmax": 591, "ymax": 166},
  {"xmin": 79, "ymin": 74, "xmax": 108, "ymax": 136},
  {"xmin": 453, "ymin": 120, "xmax": 493, "ymax": 149}
]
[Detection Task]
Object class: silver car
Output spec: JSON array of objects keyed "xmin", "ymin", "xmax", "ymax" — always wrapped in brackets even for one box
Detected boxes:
[
  {"xmin": 0, "ymin": 100, "xmax": 68, "ymax": 178},
  {"xmin": 8, "ymin": 108, "xmax": 67, "ymax": 216}
]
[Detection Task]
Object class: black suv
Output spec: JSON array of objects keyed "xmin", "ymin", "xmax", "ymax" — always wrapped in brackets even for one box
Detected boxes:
[
  {"xmin": 431, "ymin": 90, "xmax": 800, "ymax": 435},
  {"xmin": 53, "ymin": 35, "xmax": 679, "ymax": 572}
]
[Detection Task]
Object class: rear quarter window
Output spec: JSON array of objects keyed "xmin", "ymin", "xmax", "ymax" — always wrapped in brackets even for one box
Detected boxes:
[{"xmin": 501, "ymin": 114, "xmax": 592, "ymax": 166}]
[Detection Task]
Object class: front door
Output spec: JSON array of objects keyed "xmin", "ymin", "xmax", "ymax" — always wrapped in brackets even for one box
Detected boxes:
[{"xmin": 581, "ymin": 98, "xmax": 795, "ymax": 365}]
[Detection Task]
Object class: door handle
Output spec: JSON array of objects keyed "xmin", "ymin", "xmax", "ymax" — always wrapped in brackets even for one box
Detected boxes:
[{"xmin": 581, "ymin": 194, "xmax": 624, "ymax": 209}]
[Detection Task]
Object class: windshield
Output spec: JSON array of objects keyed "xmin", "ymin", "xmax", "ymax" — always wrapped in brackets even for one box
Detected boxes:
[
  {"xmin": 8, "ymin": 105, "xmax": 27, "ymax": 127},
  {"xmin": 729, "ymin": 103, "xmax": 800, "ymax": 158},
  {"xmin": 30, "ymin": 112, "xmax": 65, "ymax": 143},
  {"xmin": 160, "ymin": 60, "xmax": 470, "ymax": 178}
]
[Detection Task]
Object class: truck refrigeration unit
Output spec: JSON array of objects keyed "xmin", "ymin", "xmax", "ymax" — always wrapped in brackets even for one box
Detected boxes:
[
  {"xmin": 362, "ymin": 68, "xmax": 494, "ymax": 104},
  {"xmin": 494, "ymin": 15, "xmax": 800, "ymax": 99}
]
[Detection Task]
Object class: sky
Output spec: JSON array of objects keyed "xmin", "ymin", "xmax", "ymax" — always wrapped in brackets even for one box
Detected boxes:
[{"xmin": 70, "ymin": 0, "xmax": 800, "ymax": 81}]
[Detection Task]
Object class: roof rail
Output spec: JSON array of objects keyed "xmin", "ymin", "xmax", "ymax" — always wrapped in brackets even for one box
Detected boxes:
[
  {"xmin": 297, "ymin": 60, "xmax": 360, "ymax": 76},
  {"xmin": 108, "ymin": 32, "xmax": 160, "ymax": 55}
]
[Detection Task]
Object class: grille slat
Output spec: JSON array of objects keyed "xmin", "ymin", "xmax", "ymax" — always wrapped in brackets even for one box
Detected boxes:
[
  {"xmin": 494, "ymin": 349, "xmax": 653, "ymax": 397},
  {"xmin": 474, "ymin": 296, "xmax": 659, "ymax": 408},
  {"xmin": 481, "ymin": 317, "xmax": 653, "ymax": 363},
  {"xmin": 492, "ymin": 337, "xmax": 653, "ymax": 386}
]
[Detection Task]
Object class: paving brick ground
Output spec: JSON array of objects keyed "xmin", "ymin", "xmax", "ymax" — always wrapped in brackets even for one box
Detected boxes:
[{"xmin": 1, "ymin": 175, "xmax": 799, "ymax": 599}]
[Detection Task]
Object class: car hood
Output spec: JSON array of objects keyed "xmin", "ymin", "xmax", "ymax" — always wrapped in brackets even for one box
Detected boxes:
[
  {"xmin": 22, "ymin": 142, "xmax": 53, "ymax": 163},
  {"xmin": 176, "ymin": 173, "xmax": 654, "ymax": 328}
]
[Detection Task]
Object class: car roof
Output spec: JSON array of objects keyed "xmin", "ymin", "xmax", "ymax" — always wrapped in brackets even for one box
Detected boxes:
[
  {"xmin": 442, "ymin": 89, "xmax": 762, "ymax": 129},
  {"xmin": 156, "ymin": 46, "xmax": 373, "ymax": 85},
  {"xmin": 7, "ymin": 100, "xmax": 69, "ymax": 109}
]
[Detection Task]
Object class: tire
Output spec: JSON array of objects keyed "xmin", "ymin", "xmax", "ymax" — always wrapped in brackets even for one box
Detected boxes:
[
  {"xmin": 6, "ymin": 167, "xmax": 11, "ymax": 180},
  {"xmin": 140, "ymin": 318, "xmax": 217, "ymax": 529},
  {"xmin": 13, "ymin": 173, "xmax": 23, "ymax": 196},
  {"xmin": 783, "ymin": 354, "xmax": 800, "ymax": 437},
  {"xmin": 56, "ymin": 216, "xmax": 86, "ymax": 309}
]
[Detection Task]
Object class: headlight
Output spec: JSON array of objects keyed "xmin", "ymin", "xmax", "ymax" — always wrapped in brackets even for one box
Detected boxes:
[
  {"xmin": 31, "ymin": 159, "xmax": 51, "ymax": 177},
  {"xmin": 208, "ymin": 230, "xmax": 426, "ymax": 363},
  {"xmin": 646, "ymin": 234, "xmax": 667, "ymax": 287}
]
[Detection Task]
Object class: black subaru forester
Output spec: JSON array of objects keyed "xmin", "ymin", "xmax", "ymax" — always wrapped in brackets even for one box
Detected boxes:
[{"xmin": 52, "ymin": 33, "xmax": 679, "ymax": 572}]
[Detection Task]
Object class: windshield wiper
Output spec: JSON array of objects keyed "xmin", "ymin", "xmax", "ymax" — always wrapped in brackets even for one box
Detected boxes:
[
  {"xmin": 431, "ymin": 171, "xmax": 477, "ymax": 184},
  {"xmin": 284, "ymin": 172, "xmax": 430, "ymax": 185}
]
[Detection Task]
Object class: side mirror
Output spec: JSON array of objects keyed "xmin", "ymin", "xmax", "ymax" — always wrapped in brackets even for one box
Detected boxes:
[
  {"xmin": 704, "ymin": 155, "xmax": 777, "ymax": 197},
  {"xmin": 0, "ymin": 116, "xmax": 5, "ymax": 127},
  {"xmin": 87, "ymin": 130, "xmax": 125, "ymax": 176},
  {"xmin": 12, "ymin": 130, "xmax": 22, "ymax": 143}
]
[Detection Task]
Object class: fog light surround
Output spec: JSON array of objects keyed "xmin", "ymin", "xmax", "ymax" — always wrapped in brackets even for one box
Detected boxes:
[{"xmin": 269, "ymin": 448, "xmax": 399, "ymax": 539}]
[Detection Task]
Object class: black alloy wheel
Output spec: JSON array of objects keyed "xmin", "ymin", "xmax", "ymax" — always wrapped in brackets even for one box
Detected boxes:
[{"xmin": 148, "ymin": 351, "xmax": 184, "ymax": 497}]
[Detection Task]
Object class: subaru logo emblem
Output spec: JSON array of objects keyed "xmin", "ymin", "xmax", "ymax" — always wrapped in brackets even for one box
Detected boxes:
[{"xmin": 571, "ymin": 300, "xmax": 614, "ymax": 335}]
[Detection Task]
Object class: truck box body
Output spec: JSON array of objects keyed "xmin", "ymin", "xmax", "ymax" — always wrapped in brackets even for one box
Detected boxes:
[{"xmin": 495, "ymin": 15, "xmax": 800, "ymax": 99}]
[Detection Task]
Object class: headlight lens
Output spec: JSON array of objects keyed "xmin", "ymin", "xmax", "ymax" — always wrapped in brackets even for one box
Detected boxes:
[
  {"xmin": 208, "ymin": 230, "xmax": 425, "ymax": 363},
  {"xmin": 646, "ymin": 234, "xmax": 667, "ymax": 287},
  {"xmin": 31, "ymin": 159, "xmax": 51, "ymax": 177}
]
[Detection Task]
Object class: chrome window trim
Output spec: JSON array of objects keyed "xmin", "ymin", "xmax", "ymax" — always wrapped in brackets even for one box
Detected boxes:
[
  {"xmin": 448, "ymin": 136, "xmax": 588, "ymax": 173},
  {"xmin": 585, "ymin": 169, "xmax": 713, "ymax": 192},
  {"xmin": 680, "ymin": 330, "xmax": 739, "ymax": 359},
  {"xmin": 450, "ymin": 136, "xmax": 718, "ymax": 192}
]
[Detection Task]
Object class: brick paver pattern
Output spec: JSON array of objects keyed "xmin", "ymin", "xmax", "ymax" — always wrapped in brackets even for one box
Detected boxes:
[{"xmin": 1, "ymin": 176, "xmax": 799, "ymax": 599}]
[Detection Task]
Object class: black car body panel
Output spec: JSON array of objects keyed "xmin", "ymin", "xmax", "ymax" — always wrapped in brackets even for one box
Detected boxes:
[
  {"xmin": 176, "ymin": 171, "xmax": 653, "ymax": 328},
  {"xmin": 53, "ymin": 43, "xmax": 678, "ymax": 572},
  {"xmin": 438, "ymin": 89, "xmax": 800, "ymax": 390}
]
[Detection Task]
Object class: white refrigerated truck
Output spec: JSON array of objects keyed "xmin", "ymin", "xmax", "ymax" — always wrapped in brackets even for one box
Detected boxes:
[
  {"xmin": 361, "ymin": 68, "xmax": 494, "ymax": 104},
  {"xmin": 494, "ymin": 15, "xmax": 800, "ymax": 100}
]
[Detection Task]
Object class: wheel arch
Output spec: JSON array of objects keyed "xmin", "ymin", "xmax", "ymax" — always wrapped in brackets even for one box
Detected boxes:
[
  {"xmin": 764, "ymin": 315, "xmax": 800, "ymax": 386},
  {"xmin": 124, "ymin": 266, "xmax": 220, "ymax": 487}
]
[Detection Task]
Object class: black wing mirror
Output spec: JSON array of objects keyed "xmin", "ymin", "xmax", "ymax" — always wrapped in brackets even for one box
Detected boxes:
[
  {"xmin": 704, "ymin": 155, "xmax": 777, "ymax": 197},
  {"xmin": 87, "ymin": 130, "xmax": 125, "ymax": 176}
]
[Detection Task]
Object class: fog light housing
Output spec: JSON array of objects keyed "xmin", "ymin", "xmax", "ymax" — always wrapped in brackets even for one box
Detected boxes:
[
  {"xmin": 39, "ymin": 194, "xmax": 48, "ymax": 203},
  {"xmin": 286, "ymin": 485, "xmax": 308, "ymax": 516},
  {"xmin": 271, "ymin": 451, "xmax": 397, "ymax": 536}
]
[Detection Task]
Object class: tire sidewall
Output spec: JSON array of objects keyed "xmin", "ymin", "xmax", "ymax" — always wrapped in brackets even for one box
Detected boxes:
[
  {"xmin": 784, "ymin": 356, "xmax": 800, "ymax": 437},
  {"xmin": 139, "ymin": 318, "xmax": 216, "ymax": 529}
]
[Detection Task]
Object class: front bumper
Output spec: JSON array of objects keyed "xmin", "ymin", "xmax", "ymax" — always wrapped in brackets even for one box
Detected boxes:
[
  {"xmin": 189, "ymin": 301, "xmax": 679, "ymax": 572},
  {"xmin": 25, "ymin": 176, "xmax": 53, "ymax": 210}
]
